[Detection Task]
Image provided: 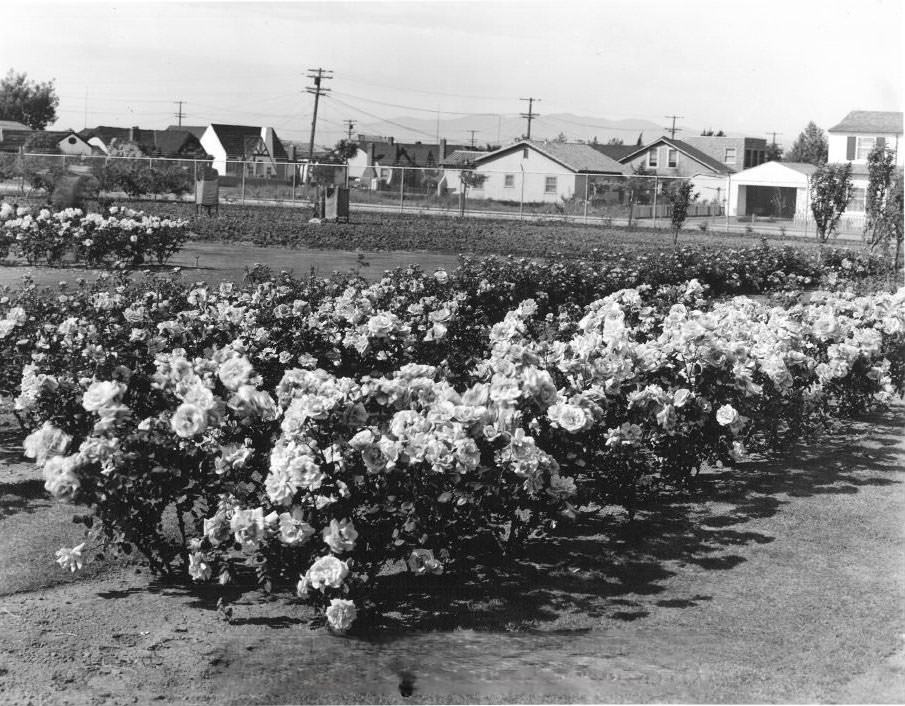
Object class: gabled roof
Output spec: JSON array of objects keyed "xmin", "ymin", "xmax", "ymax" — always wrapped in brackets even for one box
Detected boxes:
[
  {"xmin": 619, "ymin": 136, "xmax": 734, "ymax": 175},
  {"xmin": 80, "ymin": 126, "xmax": 208, "ymax": 157},
  {"xmin": 590, "ymin": 143, "xmax": 641, "ymax": 161},
  {"xmin": 779, "ymin": 162, "xmax": 819, "ymax": 176},
  {"xmin": 168, "ymin": 125, "xmax": 206, "ymax": 139},
  {"xmin": 440, "ymin": 149, "xmax": 488, "ymax": 167},
  {"xmin": 0, "ymin": 128, "xmax": 34, "ymax": 152},
  {"xmin": 208, "ymin": 124, "xmax": 289, "ymax": 161},
  {"xmin": 24, "ymin": 130, "xmax": 77, "ymax": 152},
  {"xmin": 0, "ymin": 120, "xmax": 31, "ymax": 131},
  {"xmin": 828, "ymin": 111, "xmax": 903, "ymax": 135},
  {"xmin": 473, "ymin": 140, "xmax": 626, "ymax": 174}
]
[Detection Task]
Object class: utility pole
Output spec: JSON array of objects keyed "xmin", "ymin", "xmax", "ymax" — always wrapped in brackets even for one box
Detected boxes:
[
  {"xmin": 664, "ymin": 115, "xmax": 683, "ymax": 139},
  {"xmin": 767, "ymin": 131, "xmax": 782, "ymax": 146},
  {"xmin": 306, "ymin": 67, "xmax": 333, "ymax": 162},
  {"xmin": 344, "ymin": 119, "xmax": 356, "ymax": 141},
  {"xmin": 520, "ymin": 97, "xmax": 540, "ymax": 140},
  {"xmin": 174, "ymin": 100, "xmax": 186, "ymax": 127},
  {"xmin": 466, "ymin": 130, "xmax": 479, "ymax": 148}
]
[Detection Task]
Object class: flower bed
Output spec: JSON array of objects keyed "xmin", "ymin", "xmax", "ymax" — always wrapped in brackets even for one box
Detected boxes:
[
  {"xmin": 0, "ymin": 202, "xmax": 189, "ymax": 267},
  {"xmin": 2, "ymin": 255, "xmax": 903, "ymax": 633}
]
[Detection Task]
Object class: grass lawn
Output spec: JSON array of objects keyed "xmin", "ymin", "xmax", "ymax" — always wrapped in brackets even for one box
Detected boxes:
[{"xmin": 1, "ymin": 404, "xmax": 902, "ymax": 703}]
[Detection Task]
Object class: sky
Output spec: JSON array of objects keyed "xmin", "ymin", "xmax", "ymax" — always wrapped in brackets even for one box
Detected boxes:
[{"xmin": 2, "ymin": 0, "xmax": 903, "ymax": 149}]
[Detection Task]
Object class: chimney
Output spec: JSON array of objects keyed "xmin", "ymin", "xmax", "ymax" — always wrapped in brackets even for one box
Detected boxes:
[
  {"xmin": 130, "ymin": 126, "xmax": 139, "ymax": 142},
  {"xmin": 440, "ymin": 138, "xmax": 447, "ymax": 160},
  {"xmin": 388, "ymin": 136, "xmax": 395, "ymax": 145},
  {"xmin": 289, "ymin": 144, "xmax": 297, "ymax": 162},
  {"xmin": 369, "ymin": 143, "xmax": 376, "ymax": 164}
]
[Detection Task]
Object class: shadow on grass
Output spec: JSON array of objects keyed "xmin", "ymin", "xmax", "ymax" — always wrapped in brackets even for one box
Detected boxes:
[
  {"xmin": 0, "ymin": 479, "xmax": 49, "ymax": 519},
  {"xmin": 89, "ymin": 405, "xmax": 904, "ymax": 638}
]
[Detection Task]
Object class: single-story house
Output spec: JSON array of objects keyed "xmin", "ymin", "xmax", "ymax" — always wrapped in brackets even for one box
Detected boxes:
[
  {"xmin": 468, "ymin": 140, "xmax": 626, "ymax": 202},
  {"xmin": 82, "ymin": 126, "xmax": 209, "ymax": 161},
  {"xmin": 354, "ymin": 137, "xmax": 466, "ymax": 190},
  {"xmin": 437, "ymin": 149, "xmax": 489, "ymax": 193}
]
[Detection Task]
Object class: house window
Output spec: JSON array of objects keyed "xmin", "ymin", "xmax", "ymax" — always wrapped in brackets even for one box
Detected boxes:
[
  {"xmin": 544, "ymin": 176, "xmax": 557, "ymax": 194},
  {"xmin": 856, "ymin": 137, "xmax": 876, "ymax": 160},
  {"xmin": 504, "ymin": 174, "xmax": 515, "ymax": 188},
  {"xmin": 67, "ymin": 136, "xmax": 77, "ymax": 145},
  {"xmin": 724, "ymin": 147, "xmax": 737, "ymax": 164},
  {"xmin": 848, "ymin": 187, "xmax": 866, "ymax": 212},
  {"xmin": 667, "ymin": 149, "xmax": 677, "ymax": 167},
  {"xmin": 523, "ymin": 148, "xmax": 529, "ymax": 159},
  {"xmin": 648, "ymin": 148, "xmax": 658, "ymax": 168}
]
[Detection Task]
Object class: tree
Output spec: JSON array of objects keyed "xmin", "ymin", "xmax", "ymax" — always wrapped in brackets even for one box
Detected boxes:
[
  {"xmin": 626, "ymin": 164, "xmax": 656, "ymax": 229},
  {"xmin": 553, "ymin": 132, "xmax": 568, "ymax": 143},
  {"xmin": 666, "ymin": 180, "xmax": 698, "ymax": 247},
  {"xmin": 786, "ymin": 121, "xmax": 828, "ymax": 165},
  {"xmin": 458, "ymin": 168, "xmax": 487, "ymax": 217},
  {"xmin": 863, "ymin": 144, "xmax": 904, "ymax": 262},
  {"xmin": 766, "ymin": 142, "xmax": 783, "ymax": 162},
  {"xmin": 809, "ymin": 162, "xmax": 853, "ymax": 243},
  {"xmin": 700, "ymin": 129, "xmax": 726, "ymax": 137},
  {"xmin": 607, "ymin": 137, "xmax": 624, "ymax": 146},
  {"xmin": 0, "ymin": 70, "xmax": 59, "ymax": 130}
]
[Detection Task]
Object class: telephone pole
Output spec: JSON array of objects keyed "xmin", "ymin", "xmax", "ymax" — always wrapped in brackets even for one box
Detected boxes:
[
  {"xmin": 767, "ymin": 131, "xmax": 782, "ymax": 146},
  {"xmin": 466, "ymin": 130, "xmax": 479, "ymax": 148},
  {"xmin": 664, "ymin": 115, "xmax": 683, "ymax": 139},
  {"xmin": 344, "ymin": 119, "xmax": 356, "ymax": 141},
  {"xmin": 174, "ymin": 100, "xmax": 186, "ymax": 127},
  {"xmin": 520, "ymin": 97, "xmax": 540, "ymax": 140},
  {"xmin": 306, "ymin": 68, "xmax": 333, "ymax": 162}
]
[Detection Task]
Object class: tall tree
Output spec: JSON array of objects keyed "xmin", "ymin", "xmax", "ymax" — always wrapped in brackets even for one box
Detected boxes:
[
  {"xmin": 765, "ymin": 143, "xmax": 783, "ymax": 162},
  {"xmin": 785, "ymin": 121, "xmax": 828, "ymax": 165},
  {"xmin": 809, "ymin": 162, "xmax": 853, "ymax": 243},
  {"xmin": 863, "ymin": 144, "xmax": 904, "ymax": 260},
  {"xmin": 607, "ymin": 137, "xmax": 624, "ymax": 146},
  {"xmin": 0, "ymin": 70, "xmax": 59, "ymax": 130}
]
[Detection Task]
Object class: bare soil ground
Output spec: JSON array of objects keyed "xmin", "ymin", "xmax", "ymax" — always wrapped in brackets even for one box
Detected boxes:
[
  {"xmin": 0, "ymin": 241, "xmax": 463, "ymax": 291},
  {"xmin": 1, "ymin": 403, "xmax": 903, "ymax": 704}
]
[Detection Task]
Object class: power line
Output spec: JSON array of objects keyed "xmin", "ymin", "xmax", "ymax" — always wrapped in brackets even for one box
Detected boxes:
[
  {"xmin": 520, "ymin": 97, "xmax": 540, "ymax": 139},
  {"xmin": 174, "ymin": 100, "xmax": 186, "ymax": 127},
  {"xmin": 466, "ymin": 130, "xmax": 479, "ymax": 148},
  {"xmin": 325, "ymin": 95, "xmax": 439, "ymax": 140},
  {"xmin": 330, "ymin": 90, "xmax": 500, "ymax": 117},
  {"xmin": 305, "ymin": 67, "xmax": 333, "ymax": 162},
  {"xmin": 767, "ymin": 131, "xmax": 783, "ymax": 146},
  {"xmin": 665, "ymin": 114, "xmax": 683, "ymax": 139},
  {"xmin": 344, "ymin": 119, "xmax": 356, "ymax": 141}
]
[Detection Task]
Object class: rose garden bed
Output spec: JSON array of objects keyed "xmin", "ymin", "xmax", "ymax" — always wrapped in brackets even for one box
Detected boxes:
[{"xmin": 0, "ymin": 203, "xmax": 903, "ymax": 702}]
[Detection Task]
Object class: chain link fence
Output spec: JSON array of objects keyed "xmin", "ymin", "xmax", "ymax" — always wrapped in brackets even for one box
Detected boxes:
[{"xmin": 0, "ymin": 151, "xmax": 868, "ymax": 240}]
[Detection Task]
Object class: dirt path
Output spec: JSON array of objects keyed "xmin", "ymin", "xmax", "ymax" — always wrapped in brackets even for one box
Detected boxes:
[
  {"xmin": 0, "ymin": 405, "xmax": 903, "ymax": 704},
  {"xmin": 0, "ymin": 241, "xmax": 462, "ymax": 291}
]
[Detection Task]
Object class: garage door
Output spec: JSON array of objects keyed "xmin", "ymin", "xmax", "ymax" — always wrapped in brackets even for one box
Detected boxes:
[{"xmin": 745, "ymin": 186, "xmax": 797, "ymax": 219}]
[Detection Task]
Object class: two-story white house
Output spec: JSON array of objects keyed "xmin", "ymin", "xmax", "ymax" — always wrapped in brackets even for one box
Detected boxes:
[{"xmin": 827, "ymin": 110, "xmax": 903, "ymax": 227}]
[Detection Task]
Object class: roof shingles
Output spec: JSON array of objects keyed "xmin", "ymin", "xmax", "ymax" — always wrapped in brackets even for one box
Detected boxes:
[{"xmin": 828, "ymin": 111, "xmax": 903, "ymax": 135}]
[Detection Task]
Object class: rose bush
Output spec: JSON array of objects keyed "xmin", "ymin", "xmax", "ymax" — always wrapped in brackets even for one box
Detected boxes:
[
  {"xmin": 0, "ymin": 203, "xmax": 189, "ymax": 267},
  {"xmin": 3, "ymin": 256, "xmax": 903, "ymax": 633}
]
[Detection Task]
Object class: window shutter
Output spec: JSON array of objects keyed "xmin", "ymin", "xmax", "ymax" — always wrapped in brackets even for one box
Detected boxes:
[
  {"xmin": 846, "ymin": 136, "xmax": 856, "ymax": 160},
  {"xmin": 877, "ymin": 137, "xmax": 886, "ymax": 148}
]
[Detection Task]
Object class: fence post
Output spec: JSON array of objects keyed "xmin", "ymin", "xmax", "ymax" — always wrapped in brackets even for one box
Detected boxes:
[
  {"xmin": 519, "ymin": 167, "xmax": 525, "ymax": 220},
  {"xmin": 652, "ymin": 176, "xmax": 659, "ymax": 230},
  {"xmin": 292, "ymin": 164, "xmax": 297, "ymax": 202},
  {"xmin": 241, "ymin": 162, "xmax": 246, "ymax": 204},
  {"xmin": 583, "ymin": 176, "xmax": 589, "ymax": 224},
  {"xmin": 399, "ymin": 168, "xmax": 405, "ymax": 213},
  {"xmin": 725, "ymin": 175, "xmax": 731, "ymax": 234}
]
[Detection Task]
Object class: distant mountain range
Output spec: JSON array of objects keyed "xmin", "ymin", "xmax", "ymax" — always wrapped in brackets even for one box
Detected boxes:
[{"xmin": 315, "ymin": 113, "xmax": 727, "ymax": 149}]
